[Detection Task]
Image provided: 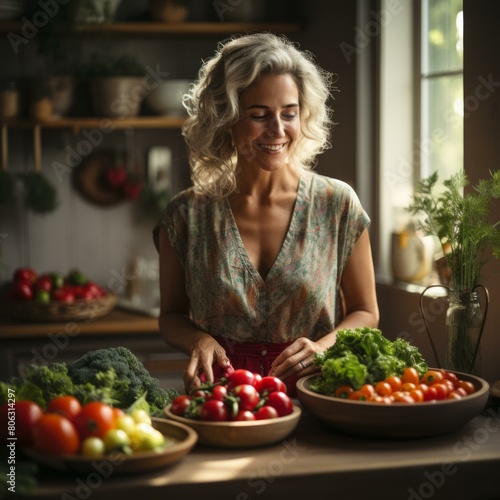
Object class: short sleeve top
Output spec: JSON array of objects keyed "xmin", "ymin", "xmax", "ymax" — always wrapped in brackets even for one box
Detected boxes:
[{"xmin": 153, "ymin": 170, "xmax": 370, "ymax": 344}]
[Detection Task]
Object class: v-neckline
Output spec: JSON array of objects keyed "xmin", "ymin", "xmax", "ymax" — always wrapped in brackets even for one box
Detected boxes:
[{"xmin": 225, "ymin": 175, "xmax": 304, "ymax": 284}]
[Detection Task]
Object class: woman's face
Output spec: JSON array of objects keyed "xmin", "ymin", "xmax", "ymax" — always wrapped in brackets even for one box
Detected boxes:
[{"xmin": 231, "ymin": 73, "xmax": 301, "ymax": 173}]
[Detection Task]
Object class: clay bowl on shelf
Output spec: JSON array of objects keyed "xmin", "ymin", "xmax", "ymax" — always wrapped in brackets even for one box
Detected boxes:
[
  {"xmin": 296, "ymin": 371, "xmax": 490, "ymax": 439},
  {"xmin": 164, "ymin": 405, "xmax": 301, "ymax": 448},
  {"xmin": 21, "ymin": 418, "xmax": 198, "ymax": 475}
]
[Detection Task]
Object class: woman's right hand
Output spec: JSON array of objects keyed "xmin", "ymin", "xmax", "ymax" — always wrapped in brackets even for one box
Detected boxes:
[{"xmin": 184, "ymin": 334, "xmax": 231, "ymax": 392}]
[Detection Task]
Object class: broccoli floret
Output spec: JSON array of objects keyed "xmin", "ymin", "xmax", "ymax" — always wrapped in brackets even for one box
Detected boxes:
[{"xmin": 67, "ymin": 347, "xmax": 178, "ymax": 416}]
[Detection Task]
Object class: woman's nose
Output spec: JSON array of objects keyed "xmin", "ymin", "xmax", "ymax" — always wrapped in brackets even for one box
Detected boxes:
[{"xmin": 266, "ymin": 115, "xmax": 286, "ymax": 138}]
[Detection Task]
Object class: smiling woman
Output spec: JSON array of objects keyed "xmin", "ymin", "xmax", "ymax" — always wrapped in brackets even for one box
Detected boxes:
[{"xmin": 153, "ymin": 33, "xmax": 379, "ymax": 396}]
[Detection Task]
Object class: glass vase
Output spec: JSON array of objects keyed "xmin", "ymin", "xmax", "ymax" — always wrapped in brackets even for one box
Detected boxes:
[
  {"xmin": 419, "ymin": 284, "xmax": 489, "ymax": 376},
  {"xmin": 445, "ymin": 290, "xmax": 483, "ymax": 376}
]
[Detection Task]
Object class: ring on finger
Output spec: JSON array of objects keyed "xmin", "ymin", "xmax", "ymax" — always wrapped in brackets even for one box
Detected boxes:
[{"xmin": 299, "ymin": 360, "xmax": 307, "ymax": 370}]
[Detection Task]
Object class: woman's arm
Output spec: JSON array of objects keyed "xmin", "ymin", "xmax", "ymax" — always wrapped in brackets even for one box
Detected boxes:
[
  {"xmin": 269, "ymin": 228, "xmax": 379, "ymax": 379},
  {"xmin": 158, "ymin": 227, "xmax": 230, "ymax": 390}
]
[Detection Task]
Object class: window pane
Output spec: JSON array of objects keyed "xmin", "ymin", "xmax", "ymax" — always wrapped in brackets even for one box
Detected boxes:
[
  {"xmin": 422, "ymin": 0, "xmax": 463, "ymax": 74},
  {"xmin": 421, "ymin": 74, "xmax": 463, "ymax": 180}
]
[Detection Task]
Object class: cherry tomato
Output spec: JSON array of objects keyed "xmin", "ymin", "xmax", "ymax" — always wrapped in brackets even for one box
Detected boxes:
[
  {"xmin": 409, "ymin": 389, "xmax": 424, "ymax": 402},
  {"xmin": 441, "ymin": 379, "xmax": 455, "ymax": 394},
  {"xmin": 401, "ymin": 367, "xmax": 420, "ymax": 386},
  {"xmin": 335, "ymin": 385, "xmax": 354, "ymax": 399},
  {"xmin": 0, "ymin": 400, "xmax": 43, "ymax": 446},
  {"xmin": 447, "ymin": 391, "xmax": 463, "ymax": 400},
  {"xmin": 425, "ymin": 385, "xmax": 438, "ymax": 401},
  {"xmin": 74, "ymin": 402, "xmax": 115, "ymax": 439},
  {"xmin": 454, "ymin": 387, "xmax": 468, "ymax": 397},
  {"xmin": 266, "ymin": 391, "xmax": 293, "ymax": 416},
  {"xmin": 11, "ymin": 280, "xmax": 33, "ymax": 301},
  {"xmin": 392, "ymin": 393, "xmax": 415, "ymax": 404},
  {"xmin": 444, "ymin": 370, "xmax": 460, "ymax": 388},
  {"xmin": 33, "ymin": 414, "xmax": 80, "ymax": 455},
  {"xmin": 385, "ymin": 376, "xmax": 402, "ymax": 392},
  {"xmin": 401, "ymin": 382, "xmax": 416, "ymax": 392},
  {"xmin": 232, "ymin": 384, "xmax": 259, "ymax": 411},
  {"xmin": 360, "ymin": 384, "xmax": 375, "ymax": 398},
  {"xmin": 46, "ymin": 396, "xmax": 82, "ymax": 422},
  {"xmin": 227, "ymin": 369, "xmax": 256, "ymax": 389},
  {"xmin": 375, "ymin": 381, "xmax": 393, "ymax": 396},
  {"xmin": 112, "ymin": 408, "xmax": 125, "ymax": 420},
  {"xmin": 257, "ymin": 376, "xmax": 287, "ymax": 395},
  {"xmin": 200, "ymin": 399, "xmax": 228, "ymax": 421},
  {"xmin": 170, "ymin": 395, "xmax": 192, "ymax": 416},
  {"xmin": 233, "ymin": 410, "xmax": 256, "ymax": 421},
  {"xmin": 348, "ymin": 390, "xmax": 366, "ymax": 401},
  {"xmin": 255, "ymin": 406, "xmax": 280, "ymax": 420},
  {"xmin": 209, "ymin": 385, "xmax": 228, "ymax": 401},
  {"xmin": 459, "ymin": 381, "xmax": 475, "ymax": 395},
  {"xmin": 13, "ymin": 267, "xmax": 37, "ymax": 283},
  {"xmin": 432, "ymin": 383, "xmax": 449, "ymax": 400},
  {"xmin": 253, "ymin": 373, "xmax": 263, "ymax": 388},
  {"xmin": 421, "ymin": 370, "xmax": 444, "ymax": 385}
]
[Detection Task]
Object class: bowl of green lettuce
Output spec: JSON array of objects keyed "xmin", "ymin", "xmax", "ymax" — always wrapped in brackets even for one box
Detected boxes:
[{"xmin": 296, "ymin": 328, "xmax": 490, "ymax": 438}]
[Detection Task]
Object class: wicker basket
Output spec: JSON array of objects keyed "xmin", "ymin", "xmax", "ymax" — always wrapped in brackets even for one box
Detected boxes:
[{"xmin": 4, "ymin": 293, "xmax": 118, "ymax": 323}]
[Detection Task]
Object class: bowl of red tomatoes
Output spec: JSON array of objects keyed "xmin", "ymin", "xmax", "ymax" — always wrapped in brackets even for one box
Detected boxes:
[
  {"xmin": 296, "ymin": 368, "xmax": 490, "ymax": 439},
  {"xmin": 164, "ymin": 369, "xmax": 301, "ymax": 448}
]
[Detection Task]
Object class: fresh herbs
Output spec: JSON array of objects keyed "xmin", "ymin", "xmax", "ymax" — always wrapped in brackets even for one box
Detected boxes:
[
  {"xmin": 407, "ymin": 170, "xmax": 500, "ymax": 291},
  {"xmin": 310, "ymin": 328, "xmax": 428, "ymax": 396}
]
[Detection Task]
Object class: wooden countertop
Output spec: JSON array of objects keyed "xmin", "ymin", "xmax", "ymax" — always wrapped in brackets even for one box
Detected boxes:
[
  {"xmin": 0, "ymin": 307, "xmax": 159, "ymax": 338},
  {"xmin": 15, "ymin": 401, "xmax": 500, "ymax": 500}
]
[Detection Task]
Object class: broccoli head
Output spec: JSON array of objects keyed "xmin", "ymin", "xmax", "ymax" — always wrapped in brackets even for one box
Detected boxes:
[{"xmin": 67, "ymin": 347, "xmax": 178, "ymax": 416}]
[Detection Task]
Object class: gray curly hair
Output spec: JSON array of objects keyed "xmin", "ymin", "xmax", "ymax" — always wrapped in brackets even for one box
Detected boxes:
[{"xmin": 182, "ymin": 32, "xmax": 334, "ymax": 198}]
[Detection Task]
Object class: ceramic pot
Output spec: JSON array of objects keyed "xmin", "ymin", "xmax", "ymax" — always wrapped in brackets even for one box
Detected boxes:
[{"xmin": 90, "ymin": 77, "xmax": 144, "ymax": 118}]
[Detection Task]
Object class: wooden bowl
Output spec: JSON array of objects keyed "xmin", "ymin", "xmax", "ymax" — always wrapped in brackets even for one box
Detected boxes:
[
  {"xmin": 164, "ymin": 405, "xmax": 301, "ymax": 448},
  {"xmin": 21, "ymin": 418, "xmax": 197, "ymax": 475},
  {"xmin": 296, "ymin": 371, "xmax": 489, "ymax": 439}
]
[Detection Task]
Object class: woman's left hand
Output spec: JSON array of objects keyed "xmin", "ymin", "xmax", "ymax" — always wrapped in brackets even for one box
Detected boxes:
[{"xmin": 268, "ymin": 337, "xmax": 322, "ymax": 380}]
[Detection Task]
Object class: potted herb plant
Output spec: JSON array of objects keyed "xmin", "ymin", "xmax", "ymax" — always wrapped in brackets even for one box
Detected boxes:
[
  {"xmin": 80, "ymin": 52, "xmax": 147, "ymax": 118},
  {"xmin": 407, "ymin": 170, "xmax": 500, "ymax": 375}
]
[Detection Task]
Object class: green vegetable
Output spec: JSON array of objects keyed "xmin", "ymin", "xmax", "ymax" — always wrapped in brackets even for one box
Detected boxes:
[
  {"xmin": 310, "ymin": 327, "xmax": 428, "ymax": 396},
  {"xmin": 68, "ymin": 347, "xmax": 178, "ymax": 417}
]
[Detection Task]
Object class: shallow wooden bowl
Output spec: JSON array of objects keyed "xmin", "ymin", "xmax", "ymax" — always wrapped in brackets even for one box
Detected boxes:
[
  {"xmin": 22, "ymin": 418, "xmax": 197, "ymax": 475},
  {"xmin": 164, "ymin": 405, "xmax": 301, "ymax": 448},
  {"xmin": 296, "ymin": 371, "xmax": 489, "ymax": 439}
]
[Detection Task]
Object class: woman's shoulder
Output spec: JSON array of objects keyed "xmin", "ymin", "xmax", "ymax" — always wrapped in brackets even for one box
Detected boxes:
[{"xmin": 304, "ymin": 170, "xmax": 360, "ymax": 200}]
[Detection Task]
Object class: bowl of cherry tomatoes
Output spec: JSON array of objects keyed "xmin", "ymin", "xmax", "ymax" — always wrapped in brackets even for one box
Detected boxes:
[
  {"xmin": 296, "ymin": 367, "xmax": 490, "ymax": 439},
  {"xmin": 164, "ymin": 369, "xmax": 301, "ymax": 448}
]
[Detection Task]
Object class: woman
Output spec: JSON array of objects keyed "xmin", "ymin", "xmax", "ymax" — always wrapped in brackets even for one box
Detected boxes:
[{"xmin": 153, "ymin": 33, "xmax": 379, "ymax": 394}]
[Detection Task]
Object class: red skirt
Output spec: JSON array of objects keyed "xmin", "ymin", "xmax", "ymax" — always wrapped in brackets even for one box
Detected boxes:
[{"xmin": 212, "ymin": 336, "xmax": 299, "ymax": 397}]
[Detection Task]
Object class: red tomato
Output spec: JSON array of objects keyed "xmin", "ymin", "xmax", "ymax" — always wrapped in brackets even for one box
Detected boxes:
[
  {"xmin": 0, "ymin": 400, "xmax": 43, "ymax": 446},
  {"xmin": 34, "ymin": 274, "xmax": 52, "ymax": 292},
  {"xmin": 385, "ymin": 376, "xmax": 402, "ymax": 393},
  {"xmin": 444, "ymin": 370, "xmax": 460, "ymax": 388},
  {"xmin": 85, "ymin": 282, "xmax": 104, "ymax": 298},
  {"xmin": 170, "ymin": 395, "xmax": 192, "ymax": 416},
  {"xmin": 255, "ymin": 406, "xmax": 279, "ymax": 420},
  {"xmin": 74, "ymin": 402, "xmax": 115, "ymax": 439},
  {"xmin": 409, "ymin": 389, "xmax": 424, "ymax": 402},
  {"xmin": 234, "ymin": 410, "xmax": 256, "ymax": 421},
  {"xmin": 375, "ymin": 381, "xmax": 393, "ymax": 396},
  {"xmin": 432, "ymin": 383, "xmax": 449, "ymax": 400},
  {"xmin": 52, "ymin": 288, "xmax": 75, "ymax": 303},
  {"xmin": 200, "ymin": 399, "xmax": 228, "ymax": 421},
  {"xmin": 227, "ymin": 369, "xmax": 256, "ymax": 388},
  {"xmin": 232, "ymin": 384, "xmax": 259, "ymax": 411},
  {"xmin": 209, "ymin": 385, "xmax": 228, "ymax": 401},
  {"xmin": 257, "ymin": 376, "xmax": 287, "ymax": 395},
  {"xmin": 348, "ymin": 390, "xmax": 366, "ymax": 401},
  {"xmin": 11, "ymin": 280, "xmax": 33, "ymax": 301},
  {"xmin": 13, "ymin": 267, "xmax": 37, "ymax": 283},
  {"xmin": 46, "ymin": 396, "xmax": 82, "ymax": 422},
  {"xmin": 266, "ymin": 391, "xmax": 293, "ymax": 416},
  {"xmin": 425, "ymin": 385, "xmax": 438, "ymax": 401},
  {"xmin": 33, "ymin": 414, "xmax": 80, "ymax": 455}
]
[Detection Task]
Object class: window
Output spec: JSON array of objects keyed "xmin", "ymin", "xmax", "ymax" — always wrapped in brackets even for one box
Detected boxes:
[{"xmin": 376, "ymin": 0, "xmax": 463, "ymax": 281}]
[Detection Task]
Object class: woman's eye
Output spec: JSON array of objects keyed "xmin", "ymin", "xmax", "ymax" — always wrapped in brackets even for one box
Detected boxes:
[
  {"xmin": 251, "ymin": 115, "xmax": 266, "ymax": 120},
  {"xmin": 282, "ymin": 113, "xmax": 297, "ymax": 120}
]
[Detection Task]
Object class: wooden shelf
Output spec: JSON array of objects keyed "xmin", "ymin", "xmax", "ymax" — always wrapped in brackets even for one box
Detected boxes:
[
  {"xmin": 0, "ymin": 21, "xmax": 301, "ymax": 36},
  {"xmin": 1, "ymin": 116, "xmax": 186, "ymax": 131}
]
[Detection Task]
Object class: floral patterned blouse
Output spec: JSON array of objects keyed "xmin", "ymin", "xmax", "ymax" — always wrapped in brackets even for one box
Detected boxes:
[{"xmin": 153, "ymin": 170, "xmax": 370, "ymax": 344}]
